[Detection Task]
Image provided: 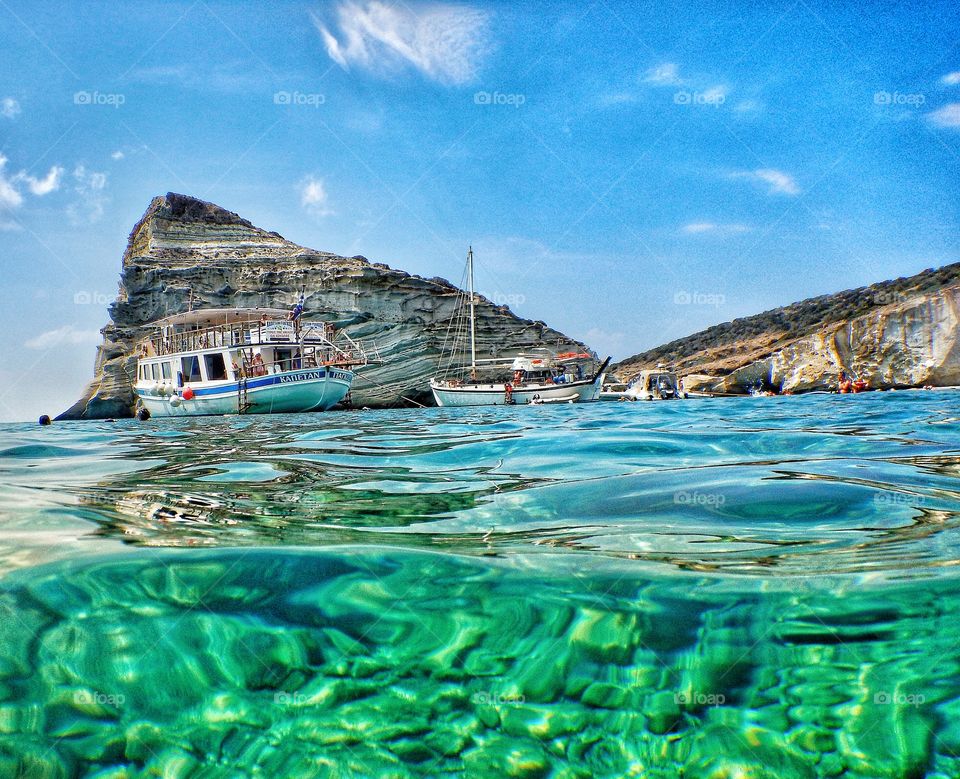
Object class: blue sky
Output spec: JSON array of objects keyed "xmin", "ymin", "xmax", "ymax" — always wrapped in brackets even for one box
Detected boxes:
[{"xmin": 0, "ymin": 0, "xmax": 958, "ymax": 421}]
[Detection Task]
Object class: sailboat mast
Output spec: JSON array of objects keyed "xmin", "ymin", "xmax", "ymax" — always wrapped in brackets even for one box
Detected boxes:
[{"xmin": 468, "ymin": 246, "xmax": 477, "ymax": 371}]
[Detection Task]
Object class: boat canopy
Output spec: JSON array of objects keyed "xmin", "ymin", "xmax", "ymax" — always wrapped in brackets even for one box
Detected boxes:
[
  {"xmin": 510, "ymin": 354, "xmax": 557, "ymax": 372},
  {"xmin": 150, "ymin": 308, "xmax": 290, "ymax": 330}
]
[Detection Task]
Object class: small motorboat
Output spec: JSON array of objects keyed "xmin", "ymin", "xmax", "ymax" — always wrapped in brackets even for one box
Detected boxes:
[{"xmin": 624, "ymin": 365, "xmax": 688, "ymax": 401}]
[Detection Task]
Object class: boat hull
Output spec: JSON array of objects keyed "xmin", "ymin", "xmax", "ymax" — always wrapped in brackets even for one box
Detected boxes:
[
  {"xmin": 137, "ymin": 368, "xmax": 354, "ymax": 417},
  {"xmin": 430, "ymin": 376, "xmax": 602, "ymax": 407}
]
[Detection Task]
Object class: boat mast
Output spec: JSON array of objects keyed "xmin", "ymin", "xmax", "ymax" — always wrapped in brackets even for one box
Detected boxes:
[{"xmin": 468, "ymin": 246, "xmax": 477, "ymax": 373}]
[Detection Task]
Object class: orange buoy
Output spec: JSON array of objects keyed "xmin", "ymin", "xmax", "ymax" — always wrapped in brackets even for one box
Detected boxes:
[{"xmin": 182, "ymin": 387, "xmax": 195, "ymax": 400}]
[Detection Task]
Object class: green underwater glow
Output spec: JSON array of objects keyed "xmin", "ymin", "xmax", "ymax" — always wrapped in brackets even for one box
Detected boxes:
[{"xmin": 2, "ymin": 393, "xmax": 960, "ymax": 776}]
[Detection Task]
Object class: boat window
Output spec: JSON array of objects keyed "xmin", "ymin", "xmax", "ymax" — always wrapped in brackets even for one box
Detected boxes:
[
  {"xmin": 150, "ymin": 363, "xmax": 159, "ymax": 381},
  {"xmin": 181, "ymin": 355, "xmax": 202, "ymax": 383},
  {"xmin": 138, "ymin": 365, "xmax": 145, "ymax": 381},
  {"xmin": 161, "ymin": 362, "xmax": 172, "ymax": 380},
  {"xmin": 204, "ymin": 353, "xmax": 227, "ymax": 381}
]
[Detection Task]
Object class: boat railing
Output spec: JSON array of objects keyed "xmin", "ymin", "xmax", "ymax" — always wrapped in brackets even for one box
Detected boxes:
[
  {"xmin": 143, "ymin": 319, "xmax": 352, "ymax": 358},
  {"xmin": 233, "ymin": 349, "xmax": 358, "ymax": 378}
]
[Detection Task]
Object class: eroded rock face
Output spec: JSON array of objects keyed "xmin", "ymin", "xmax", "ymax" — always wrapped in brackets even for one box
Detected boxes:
[
  {"xmin": 59, "ymin": 193, "xmax": 588, "ymax": 419},
  {"xmin": 694, "ymin": 288, "xmax": 960, "ymax": 394}
]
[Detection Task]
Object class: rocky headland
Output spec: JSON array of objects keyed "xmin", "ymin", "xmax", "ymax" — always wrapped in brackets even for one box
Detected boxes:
[
  {"xmin": 59, "ymin": 193, "xmax": 589, "ymax": 419},
  {"xmin": 613, "ymin": 264, "xmax": 960, "ymax": 393}
]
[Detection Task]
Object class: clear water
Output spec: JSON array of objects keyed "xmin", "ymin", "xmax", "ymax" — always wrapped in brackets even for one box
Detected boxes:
[{"xmin": 2, "ymin": 392, "xmax": 960, "ymax": 777}]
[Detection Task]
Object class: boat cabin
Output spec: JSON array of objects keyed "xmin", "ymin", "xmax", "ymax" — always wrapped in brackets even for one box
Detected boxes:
[
  {"xmin": 135, "ymin": 307, "xmax": 359, "ymax": 390},
  {"xmin": 627, "ymin": 366, "xmax": 685, "ymax": 400}
]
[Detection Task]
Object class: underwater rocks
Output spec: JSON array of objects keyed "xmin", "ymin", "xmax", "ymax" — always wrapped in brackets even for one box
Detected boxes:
[
  {"xmin": 0, "ymin": 549, "xmax": 957, "ymax": 777},
  {"xmin": 59, "ymin": 192, "xmax": 589, "ymax": 419}
]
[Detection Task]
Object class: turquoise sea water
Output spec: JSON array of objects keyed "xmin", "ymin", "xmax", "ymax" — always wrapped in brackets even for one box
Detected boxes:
[{"xmin": 3, "ymin": 392, "xmax": 960, "ymax": 777}]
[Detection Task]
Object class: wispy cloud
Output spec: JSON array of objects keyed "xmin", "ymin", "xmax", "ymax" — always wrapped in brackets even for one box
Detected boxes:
[
  {"xmin": 128, "ymin": 62, "xmax": 269, "ymax": 93},
  {"xmin": 681, "ymin": 222, "xmax": 751, "ymax": 235},
  {"xmin": 300, "ymin": 176, "xmax": 333, "ymax": 216},
  {"xmin": 66, "ymin": 165, "xmax": 108, "ymax": 225},
  {"xmin": 313, "ymin": 1, "xmax": 492, "ymax": 85},
  {"xmin": 942, "ymin": 72, "xmax": 960, "ymax": 86},
  {"xmin": 927, "ymin": 103, "xmax": 960, "ymax": 128},
  {"xmin": 0, "ymin": 154, "xmax": 64, "ymax": 229},
  {"xmin": 643, "ymin": 63, "xmax": 682, "ymax": 86},
  {"xmin": 111, "ymin": 150, "xmax": 125, "ymax": 161},
  {"xmin": 731, "ymin": 168, "xmax": 800, "ymax": 196},
  {"xmin": 25, "ymin": 324, "xmax": 101, "ymax": 350},
  {"xmin": 1, "ymin": 97, "xmax": 20, "ymax": 119},
  {"xmin": 23, "ymin": 166, "xmax": 64, "ymax": 196},
  {"xmin": 0, "ymin": 156, "xmax": 24, "ymax": 212},
  {"xmin": 732, "ymin": 98, "xmax": 763, "ymax": 114}
]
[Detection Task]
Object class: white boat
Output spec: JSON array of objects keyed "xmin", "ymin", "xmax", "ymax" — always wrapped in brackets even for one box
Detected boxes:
[
  {"xmin": 599, "ymin": 381, "xmax": 629, "ymax": 401},
  {"xmin": 133, "ymin": 307, "xmax": 371, "ymax": 417},
  {"xmin": 624, "ymin": 365, "xmax": 688, "ymax": 401},
  {"xmin": 429, "ymin": 248, "xmax": 608, "ymax": 407}
]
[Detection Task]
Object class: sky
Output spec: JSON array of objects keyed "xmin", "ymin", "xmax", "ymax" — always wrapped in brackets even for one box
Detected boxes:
[{"xmin": 0, "ymin": 0, "xmax": 959, "ymax": 421}]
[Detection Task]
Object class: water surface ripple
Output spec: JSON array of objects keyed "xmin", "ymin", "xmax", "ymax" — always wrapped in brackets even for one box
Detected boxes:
[{"xmin": 2, "ymin": 392, "xmax": 960, "ymax": 776}]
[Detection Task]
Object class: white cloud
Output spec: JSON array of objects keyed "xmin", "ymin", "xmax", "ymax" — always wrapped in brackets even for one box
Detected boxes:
[
  {"xmin": 111, "ymin": 150, "xmax": 125, "ymax": 160},
  {"xmin": 22, "ymin": 166, "xmax": 64, "ymax": 196},
  {"xmin": 300, "ymin": 176, "xmax": 333, "ymax": 216},
  {"xmin": 927, "ymin": 103, "xmax": 960, "ymax": 128},
  {"xmin": 0, "ymin": 155, "xmax": 24, "ymax": 211},
  {"xmin": 67, "ymin": 164, "xmax": 109, "ymax": 225},
  {"xmin": 0, "ymin": 155, "xmax": 63, "ymax": 228},
  {"xmin": 25, "ymin": 325, "xmax": 101, "ymax": 350},
  {"xmin": 681, "ymin": 222, "xmax": 751, "ymax": 235},
  {"xmin": 732, "ymin": 168, "xmax": 800, "ymax": 196},
  {"xmin": 942, "ymin": 72, "xmax": 960, "ymax": 86},
  {"xmin": 1, "ymin": 98, "xmax": 20, "ymax": 119},
  {"xmin": 313, "ymin": 1, "xmax": 492, "ymax": 85},
  {"xmin": 644, "ymin": 63, "xmax": 682, "ymax": 86}
]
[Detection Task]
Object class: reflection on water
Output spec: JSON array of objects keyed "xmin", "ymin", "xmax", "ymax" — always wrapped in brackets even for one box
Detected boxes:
[{"xmin": 1, "ymin": 392, "xmax": 960, "ymax": 775}]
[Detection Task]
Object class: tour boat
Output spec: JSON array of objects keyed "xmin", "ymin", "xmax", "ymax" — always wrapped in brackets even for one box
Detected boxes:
[
  {"xmin": 429, "ymin": 247, "xmax": 608, "ymax": 407},
  {"xmin": 624, "ymin": 365, "xmax": 687, "ymax": 401},
  {"xmin": 133, "ymin": 306, "xmax": 370, "ymax": 417}
]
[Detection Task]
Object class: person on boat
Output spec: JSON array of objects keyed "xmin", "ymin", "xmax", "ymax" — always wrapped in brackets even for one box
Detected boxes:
[
  {"xmin": 288, "ymin": 294, "xmax": 304, "ymax": 336},
  {"xmin": 251, "ymin": 353, "xmax": 267, "ymax": 376}
]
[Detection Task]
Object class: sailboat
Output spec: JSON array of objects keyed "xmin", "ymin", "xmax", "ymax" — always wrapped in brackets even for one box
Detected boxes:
[{"xmin": 429, "ymin": 247, "xmax": 609, "ymax": 407}]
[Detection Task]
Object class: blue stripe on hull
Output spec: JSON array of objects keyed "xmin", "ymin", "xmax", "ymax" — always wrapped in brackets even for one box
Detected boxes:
[{"xmin": 137, "ymin": 368, "xmax": 354, "ymax": 417}]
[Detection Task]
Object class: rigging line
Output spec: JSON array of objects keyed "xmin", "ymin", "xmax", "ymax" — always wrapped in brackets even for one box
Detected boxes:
[{"xmin": 352, "ymin": 371, "xmax": 430, "ymax": 408}]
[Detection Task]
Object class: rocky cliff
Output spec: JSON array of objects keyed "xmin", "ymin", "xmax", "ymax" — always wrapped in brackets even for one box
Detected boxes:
[
  {"xmin": 614, "ymin": 264, "xmax": 960, "ymax": 393},
  {"xmin": 59, "ymin": 193, "xmax": 589, "ymax": 419}
]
